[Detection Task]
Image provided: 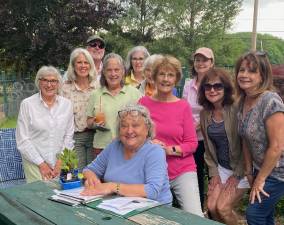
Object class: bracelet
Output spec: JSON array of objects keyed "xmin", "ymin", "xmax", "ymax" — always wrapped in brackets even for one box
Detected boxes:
[{"xmin": 115, "ymin": 183, "xmax": 120, "ymax": 195}]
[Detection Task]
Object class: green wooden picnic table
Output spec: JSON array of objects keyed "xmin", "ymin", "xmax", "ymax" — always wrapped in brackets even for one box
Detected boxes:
[{"xmin": 0, "ymin": 181, "xmax": 223, "ymax": 225}]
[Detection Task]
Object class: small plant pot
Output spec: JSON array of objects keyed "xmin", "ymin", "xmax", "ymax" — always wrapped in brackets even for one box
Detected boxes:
[
  {"xmin": 59, "ymin": 178, "xmax": 82, "ymax": 190},
  {"xmin": 59, "ymin": 169, "xmax": 82, "ymax": 190}
]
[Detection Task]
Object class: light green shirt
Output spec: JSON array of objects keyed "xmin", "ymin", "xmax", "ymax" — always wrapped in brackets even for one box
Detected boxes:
[{"xmin": 86, "ymin": 85, "xmax": 142, "ymax": 148}]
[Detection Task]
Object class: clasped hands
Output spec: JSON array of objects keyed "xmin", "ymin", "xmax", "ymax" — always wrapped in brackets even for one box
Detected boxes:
[
  {"xmin": 39, "ymin": 159, "xmax": 61, "ymax": 180},
  {"xmin": 208, "ymin": 175, "xmax": 240, "ymax": 197}
]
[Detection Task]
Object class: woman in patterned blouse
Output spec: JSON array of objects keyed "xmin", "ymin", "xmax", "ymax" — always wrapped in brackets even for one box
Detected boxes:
[
  {"xmin": 235, "ymin": 51, "xmax": 284, "ymax": 225},
  {"xmin": 62, "ymin": 48, "xmax": 99, "ymax": 170}
]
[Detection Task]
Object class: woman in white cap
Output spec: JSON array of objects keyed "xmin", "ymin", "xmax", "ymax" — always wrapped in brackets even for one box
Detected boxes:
[{"xmin": 182, "ymin": 47, "xmax": 214, "ymax": 210}]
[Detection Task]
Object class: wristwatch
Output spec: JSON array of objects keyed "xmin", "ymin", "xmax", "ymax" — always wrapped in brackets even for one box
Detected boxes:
[{"xmin": 172, "ymin": 146, "xmax": 177, "ymax": 154}]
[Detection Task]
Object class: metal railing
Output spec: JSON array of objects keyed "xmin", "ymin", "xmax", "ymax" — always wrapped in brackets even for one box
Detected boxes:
[{"xmin": 1, "ymin": 71, "xmax": 36, "ymax": 118}]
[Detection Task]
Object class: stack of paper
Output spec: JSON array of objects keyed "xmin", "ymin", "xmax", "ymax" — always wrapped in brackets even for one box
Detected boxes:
[
  {"xmin": 97, "ymin": 197, "xmax": 160, "ymax": 215},
  {"xmin": 49, "ymin": 187, "xmax": 102, "ymax": 206}
]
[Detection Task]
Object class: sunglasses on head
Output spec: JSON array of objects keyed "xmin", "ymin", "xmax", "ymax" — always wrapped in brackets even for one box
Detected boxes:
[
  {"xmin": 203, "ymin": 83, "xmax": 224, "ymax": 91},
  {"xmin": 118, "ymin": 109, "xmax": 146, "ymax": 118},
  {"xmin": 245, "ymin": 51, "xmax": 267, "ymax": 58},
  {"xmin": 255, "ymin": 51, "xmax": 266, "ymax": 56},
  {"xmin": 88, "ymin": 41, "xmax": 105, "ymax": 49}
]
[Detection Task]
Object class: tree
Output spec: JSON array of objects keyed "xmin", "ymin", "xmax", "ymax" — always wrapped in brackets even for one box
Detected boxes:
[
  {"xmin": 0, "ymin": 0, "xmax": 122, "ymax": 75},
  {"xmin": 115, "ymin": 0, "xmax": 166, "ymax": 44},
  {"xmin": 115, "ymin": 0, "xmax": 242, "ymax": 46}
]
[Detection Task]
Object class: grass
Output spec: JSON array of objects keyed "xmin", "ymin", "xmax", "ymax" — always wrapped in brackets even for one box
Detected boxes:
[{"xmin": 0, "ymin": 117, "xmax": 17, "ymax": 128}]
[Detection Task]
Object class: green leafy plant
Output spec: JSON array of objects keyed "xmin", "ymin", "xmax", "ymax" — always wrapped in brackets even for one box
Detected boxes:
[
  {"xmin": 58, "ymin": 148, "xmax": 79, "ymax": 172},
  {"xmin": 58, "ymin": 148, "xmax": 79, "ymax": 182}
]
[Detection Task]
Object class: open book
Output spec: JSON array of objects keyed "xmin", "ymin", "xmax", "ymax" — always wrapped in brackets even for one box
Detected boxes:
[
  {"xmin": 49, "ymin": 187, "xmax": 102, "ymax": 206},
  {"xmin": 93, "ymin": 197, "xmax": 161, "ymax": 216}
]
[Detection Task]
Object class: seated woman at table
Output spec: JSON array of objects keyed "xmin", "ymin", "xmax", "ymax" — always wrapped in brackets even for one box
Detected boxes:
[
  {"xmin": 16, "ymin": 66, "xmax": 74, "ymax": 183},
  {"xmin": 82, "ymin": 104, "xmax": 172, "ymax": 204}
]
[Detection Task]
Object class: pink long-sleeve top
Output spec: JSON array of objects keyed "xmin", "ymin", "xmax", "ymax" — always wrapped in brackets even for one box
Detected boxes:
[{"xmin": 139, "ymin": 96, "xmax": 198, "ymax": 180}]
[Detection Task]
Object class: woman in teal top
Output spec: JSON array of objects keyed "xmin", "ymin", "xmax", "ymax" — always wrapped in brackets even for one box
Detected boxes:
[{"xmin": 86, "ymin": 53, "xmax": 142, "ymax": 157}]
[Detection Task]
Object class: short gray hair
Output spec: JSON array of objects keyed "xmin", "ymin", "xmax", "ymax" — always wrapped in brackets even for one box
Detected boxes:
[
  {"xmin": 100, "ymin": 53, "xmax": 125, "ymax": 87},
  {"xmin": 117, "ymin": 103, "xmax": 155, "ymax": 139},
  {"xmin": 34, "ymin": 66, "xmax": 63, "ymax": 91},
  {"xmin": 143, "ymin": 54, "xmax": 163, "ymax": 72},
  {"xmin": 66, "ymin": 48, "xmax": 97, "ymax": 82},
  {"xmin": 125, "ymin": 46, "xmax": 150, "ymax": 74}
]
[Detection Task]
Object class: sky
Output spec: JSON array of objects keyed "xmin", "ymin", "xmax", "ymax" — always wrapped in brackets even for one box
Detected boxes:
[{"xmin": 232, "ymin": 0, "xmax": 284, "ymax": 40}]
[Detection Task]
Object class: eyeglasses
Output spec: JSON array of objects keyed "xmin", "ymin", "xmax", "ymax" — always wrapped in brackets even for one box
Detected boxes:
[
  {"xmin": 39, "ymin": 78, "xmax": 59, "ymax": 86},
  {"xmin": 88, "ymin": 42, "xmax": 105, "ymax": 49},
  {"xmin": 157, "ymin": 72, "xmax": 176, "ymax": 79},
  {"xmin": 118, "ymin": 109, "xmax": 146, "ymax": 118},
  {"xmin": 131, "ymin": 57, "xmax": 144, "ymax": 62},
  {"xmin": 203, "ymin": 83, "xmax": 224, "ymax": 91}
]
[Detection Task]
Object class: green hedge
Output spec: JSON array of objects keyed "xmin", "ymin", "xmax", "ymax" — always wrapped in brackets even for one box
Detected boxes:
[{"xmin": 0, "ymin": 117, "xmax": 17, "ymax": 128}]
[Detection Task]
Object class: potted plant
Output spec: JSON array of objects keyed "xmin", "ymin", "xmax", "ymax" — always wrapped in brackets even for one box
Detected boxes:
[{"xmin": 57, "ymin": 148, "xmax": 81, "ymax": 189}]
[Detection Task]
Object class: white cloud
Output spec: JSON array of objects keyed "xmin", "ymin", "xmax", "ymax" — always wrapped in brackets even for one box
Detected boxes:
[{"xmin": 232, "ymin": 0, "xmax": 284, "ymax": 39}]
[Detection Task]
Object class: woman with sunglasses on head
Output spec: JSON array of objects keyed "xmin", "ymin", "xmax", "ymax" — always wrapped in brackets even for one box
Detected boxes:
[
  {"xmin": 125, "ymin": 46, "xmax": 150, "ymax": 88},
  {"xmin": 62, "ymin": 48, "xmax": 99, "ymax": 170},
  {"xmin": 139, "ymin": 55, "xmax": 203, "ymax": 217},
  {"xmin": 182, "ymin": 47, "xmax": 214, "ymax": 209},
  {"xmin": 235, "ymin": 51, "xmax": 284, "ymax": 225},
  {"xmin": 82, "ymin": 104, "xmax": 172, "ymax": 204},
  {"xmin": 16, "ymin": 66, "xmax": 74, "ymax": 183},
  {"xmin": 198, "ymin": 68, "xmax": 249, "ymax": 225}
]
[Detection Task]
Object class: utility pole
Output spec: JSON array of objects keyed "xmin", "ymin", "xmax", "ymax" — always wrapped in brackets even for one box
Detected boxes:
[{"xmin": 251, "ymin": 0, "xmax": 259, "ymax": 51}]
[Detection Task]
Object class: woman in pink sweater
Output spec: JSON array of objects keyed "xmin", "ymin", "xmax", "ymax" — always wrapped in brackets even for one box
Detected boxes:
[{"xmin": 139, "ymin": 55, "xmax": 202, "ymax": 217}]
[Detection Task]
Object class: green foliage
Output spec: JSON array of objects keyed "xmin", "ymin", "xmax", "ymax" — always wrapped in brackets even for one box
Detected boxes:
[
  {"xmin": 275, "ymin": 197, "xmax": 284, "ymax": 216},
  {"xmin": 0, "ymin": 117, "xmax": 17, "ymax": 128},
  {"xmin": 58, "ymin": 148, "xmax": 79, "ymax": 172},
  {"xmin": 0, "ymin": 0, "xmax": 122, "ymax": 74},
  {"xmin": 1, "ymin": 0, "xmax": 284, "ymax": 77}
]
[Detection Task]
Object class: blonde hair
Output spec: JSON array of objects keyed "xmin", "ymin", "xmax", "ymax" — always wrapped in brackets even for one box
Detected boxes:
[{"xmin": 66, "ymin": 48, "xmax": 97, "ymax": 82}]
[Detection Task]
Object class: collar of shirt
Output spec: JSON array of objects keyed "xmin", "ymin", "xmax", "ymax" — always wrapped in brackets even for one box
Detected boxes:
[
  {"xmin": 125, "ymin": 71, "xmax": 144, "ymax": 87},
  {"xmin": 72, "ymin": 80, "xmax": 97, "ymax": 92},
  {"xmin": 101, "ymin": 85, "xmax": 127, "ymax": 95},
  {"xmin": 131, "ymin": 71, "xmax": 144, "ymax": 82},
  {"xmin": 39, "ymin": 91, "xmax": 59, "ymax": 108},
  {"xmin": 188, "ymin": 77, "xmax": 198, "ymax": 91}
]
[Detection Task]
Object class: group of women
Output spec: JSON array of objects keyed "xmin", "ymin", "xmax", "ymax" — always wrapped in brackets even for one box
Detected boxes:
[{"xmin": 16, "ymin": 44, "xmax": 284, "ymax": 225}]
